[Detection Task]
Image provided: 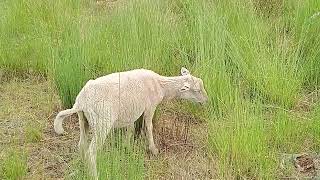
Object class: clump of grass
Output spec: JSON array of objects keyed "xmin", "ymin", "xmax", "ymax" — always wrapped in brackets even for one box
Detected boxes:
[
  {"xmin": 25, "ymin": 123, "xmax": 42, "ymax": 143},
  {"xmin": 208, "ymin": 100, "xmax": 276, "ymax": 179},
  {"xmin": 0, "ymin": 149, "xmax": 27, "ymax": 180},
  {"xmin": 270, "ymin": 110, "xmax": 309, "ymax": 153}
]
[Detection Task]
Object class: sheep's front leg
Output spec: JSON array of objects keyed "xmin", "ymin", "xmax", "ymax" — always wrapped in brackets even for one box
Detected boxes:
[{"xmin": 144, "ymin": 108, "xmax": 158, "ymax": 155}]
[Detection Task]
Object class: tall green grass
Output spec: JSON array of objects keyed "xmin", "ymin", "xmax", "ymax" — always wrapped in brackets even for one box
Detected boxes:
[
  {"xmin": 1, "ymin": 0, "xmax": 320, "ymax": 179},
  {"xmin": 51, "ymin": 0, "xmax": 179, "ymax": 107},
  {"xmin": 174, "ymin": 0, "xmax": 320, "ymax": 178}
]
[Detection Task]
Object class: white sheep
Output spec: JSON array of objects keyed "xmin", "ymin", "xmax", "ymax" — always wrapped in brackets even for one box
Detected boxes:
[{"xmin": 54, "ymin": 67, "xmax": 208, "ymax": 179}]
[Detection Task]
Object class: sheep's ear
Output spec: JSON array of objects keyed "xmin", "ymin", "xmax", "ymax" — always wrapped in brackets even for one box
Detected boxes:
[
  {"xmin": 181, "ymin": 67, "xmax": 190, "ymax": 76},
  {"xmin": 179, "ymin": 82, "xmax": 190, "ymax": 92}
]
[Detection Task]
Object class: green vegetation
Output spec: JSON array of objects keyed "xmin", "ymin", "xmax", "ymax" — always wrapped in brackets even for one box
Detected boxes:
[
  {"xmin": 1, "ymin": 0, "xmax": 319, "ymax": 179},
  {"xmin": 0, "ymin": 149, "xmax": 27, "ymax": 180},
  {"xmin": 25, "ymin": 122, "xmax": 42, "ymax": 143}
]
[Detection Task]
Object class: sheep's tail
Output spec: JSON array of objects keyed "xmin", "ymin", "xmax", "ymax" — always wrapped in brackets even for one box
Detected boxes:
[{"xmin": 54, "ymin": 108, "xmax": 79, "ymax": 135}]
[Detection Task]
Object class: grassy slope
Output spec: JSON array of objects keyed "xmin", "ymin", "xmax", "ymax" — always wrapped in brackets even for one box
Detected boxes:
[{"xmin": 1, "ymin": 0, "xmax": 320, "ymax": 179}]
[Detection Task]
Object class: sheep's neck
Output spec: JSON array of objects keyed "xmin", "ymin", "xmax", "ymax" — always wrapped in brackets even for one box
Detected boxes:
[{"xmin": 159, "ymin": 76, "xmax": 184, "ymax": 101}]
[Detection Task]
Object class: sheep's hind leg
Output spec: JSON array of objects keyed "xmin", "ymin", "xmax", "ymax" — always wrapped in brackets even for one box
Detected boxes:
[
  {"xmin": 78, "ymin": 111, "xmax": 89, "ymax": 157},
  {"xmin": 144, "ymin": 107, "xmax": 159, "ymax": 155},
  {"xmin": 88, "ymin": 136, "xmax": 98, "ymax": 180},
  {"xmin": 88, "ymin": 114, "xmax": 112, "ymax": 179},
  {"xmin": 87, "ymin": 126, "xmax": 109, "ymax": 180},
  {"xmin": 86, "ymin": 105, "xmax": 113, "ymax": 179}
]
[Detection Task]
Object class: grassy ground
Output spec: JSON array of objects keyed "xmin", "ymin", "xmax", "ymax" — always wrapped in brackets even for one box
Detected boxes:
[
  {"xmin": 1, "ymin": 0, "xmax": 320, "ymax": 179},
  {"xmin": 0, "ymin": 76, "xmax": 62, "ymax": 179},
  {"xmin": 0, "ymin": 77, "xmax": 213, "ymax": 179}
]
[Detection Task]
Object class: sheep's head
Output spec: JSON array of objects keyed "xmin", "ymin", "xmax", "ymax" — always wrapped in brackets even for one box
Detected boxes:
[{"xmin": 178, "ymin": 67, "xmax": 208, "ymax": 104}]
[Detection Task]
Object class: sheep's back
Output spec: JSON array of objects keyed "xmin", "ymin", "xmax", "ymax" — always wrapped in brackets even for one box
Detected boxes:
[{"xmin": 75, "ymin": 69, "xmax": 161, "ymax": 127}]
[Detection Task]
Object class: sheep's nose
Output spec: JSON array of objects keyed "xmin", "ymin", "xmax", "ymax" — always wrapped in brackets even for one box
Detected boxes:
[
  {"xmin": 202, "ymin": 97, "xmax": 209, "ymax": 105},
  {"xmin": 199, "ymin": 99, "xmax": 208, "ymax": 106}
]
